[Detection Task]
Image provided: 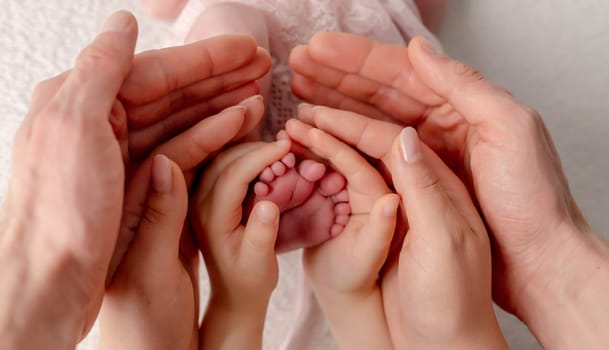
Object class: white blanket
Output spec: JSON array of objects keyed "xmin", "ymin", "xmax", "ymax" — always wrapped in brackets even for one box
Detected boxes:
[{"xmin": 2, "ymin": 1, "xmax": 608, "ymax": 349}]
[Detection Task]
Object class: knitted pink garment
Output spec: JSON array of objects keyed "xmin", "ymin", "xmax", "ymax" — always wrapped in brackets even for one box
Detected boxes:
[{"xmin": 174, "ymin": 0, "xmax": 442, "ymax": 140}]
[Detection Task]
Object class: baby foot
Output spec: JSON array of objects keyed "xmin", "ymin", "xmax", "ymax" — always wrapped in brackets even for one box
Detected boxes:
[{"xmin": 253, "ymin": 153, "xmax": 350, "ymax": 252}]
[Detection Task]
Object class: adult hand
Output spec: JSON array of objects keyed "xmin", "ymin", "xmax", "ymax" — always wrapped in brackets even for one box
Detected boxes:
[
  {"xmin": 389, "ymin": 127, "xmax": 506, "ymax": 349},
  {"xmin": 291, "ymin": 33, "xmax": 609, "ymax": 348},
  {"xmin": 0, "ymin": 11, "xmax": 136, "ymax": 350},
  {"xmin": 0, "ymin": 10, "xmax": 270, "ymax": 350},
  {"xmin": 100, "ymin": 155, "xmax": 198, "ymax": 350},
  {"xmin": 107, "ymin": 27, "xmax": 271, "ymax": 278}
]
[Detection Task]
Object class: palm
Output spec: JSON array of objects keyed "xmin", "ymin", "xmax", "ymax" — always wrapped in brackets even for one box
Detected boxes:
[
  {"xmin": 290, "ymin": 33, "xmax": 581, "ymax": 311},
  {"xmin": 285, "ymin": 117, "xmax": 394, "ymax": 294},
  {"xmin": 106, "ymin": 35, "xmax": 269, "ymax": 279}
]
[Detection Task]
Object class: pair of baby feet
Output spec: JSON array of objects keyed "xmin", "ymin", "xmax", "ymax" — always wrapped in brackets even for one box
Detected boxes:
[{"xmin": 252, "ymin": 152, "xmax": 350, "ymax": 252}]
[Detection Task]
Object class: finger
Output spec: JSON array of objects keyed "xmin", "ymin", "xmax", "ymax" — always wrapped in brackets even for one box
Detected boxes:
[
  {"xmin": 307, "ymin": 33, "xmax": 439, "ymax": 105},
  {"xmin": 240, "ymin": 201, "xmax": 280, "ymax": 262},
  {"xmin": 108, "ymin": 106, "xmax": 247, "ymax": 280},
  {"xmin": 150, "ymin": 105, "xmax": 247, "ymax": 171},
  {"xmin": 51, "ymin": 11, "xmax": 137, "ymax": 122},
  {"xmin": 196, "ymin": 141, "xmax": 270, "ymax": 201},
  {"xmin": 120, "ymin": 35, "xmax": 265, "ymax": 105},
  {"xmin": 289, "ymin": 43, "xmax": 427, "ymax": 123},
  {"xmin": 354, "ymin": 194, "xmax": 400, "ymax": 273},
  {"xmin": 232, "ymin": 94, "xmax": 266, "ymax": 141},
  {"xmin": 286, "ymin": 120, "xmax": 389, "ymax": 212},
  {"xmin": 291, "ymin": 74, "xmax": 389, "ymax": 121},
  {"xmin": 128, "ymin": 91, "xmax": 262, "ymax": 160},
  {"xmin": 126, "ymin": 48, "xmax": 269, "ymax": 129},
  {"xmin": 28, "ymin": 71, "xmax": 69, "ymax": 117},
  {"xmin": 408, "ymin": 36, "xmax": 536, "ymax": 132},
  {"xmin": 390, "ymin": 127, "xmax": 484, "ymax": 235},
  {"xmin": 109, "ymin": 100, "xmax": 129, "ymax": 162},
  {"xmin": 200, "ymin": 140, "xmax": 291, "ymax": 236},
  {"xmin": 294, "ymin": 105, "xmax": 402, "ymax": 165},
  {"xmin": 127, "ymin": 155, "xmax": 188, "ymax": 272}
]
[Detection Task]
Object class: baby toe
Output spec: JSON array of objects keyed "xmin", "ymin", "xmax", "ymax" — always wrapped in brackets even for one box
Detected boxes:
[
  {"xmin": 271, "ymin": 160, "xmax": 287, "ymax": 176},
  {"xmin": 281, "ymin": 153, "xmax": 296, "ymax": 168},
  {"xmin": 254, "ymin": 182, "xmax": 271, "ymax": 197},
  {"xmin": 298, "ymin": 159, "xmax": 326, "ymax": 182},
  {"xmin": 259, "ymin": 167, "xmax": 276, "ymax": 182}
]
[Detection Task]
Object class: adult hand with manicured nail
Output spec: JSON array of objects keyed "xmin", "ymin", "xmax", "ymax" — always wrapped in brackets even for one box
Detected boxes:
[
  {"xmin": 390, "ymin": 127, "xmax": 507, "ymax": 349},
  {"xmin": 100, "ymin": 155, "xmax": 199, "ymax": 350},
  {"xmin": 291, "ymin": 33, "xmax": 609, "ymax": 348}
]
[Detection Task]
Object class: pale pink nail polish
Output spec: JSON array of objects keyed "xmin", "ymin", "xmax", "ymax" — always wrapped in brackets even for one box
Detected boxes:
[{"xmin": 400, "ymin": 127, "xmax": 422, "ymax": 163}]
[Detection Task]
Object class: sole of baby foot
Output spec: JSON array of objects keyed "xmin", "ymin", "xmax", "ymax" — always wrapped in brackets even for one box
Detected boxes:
[{"xmin": 253, "ymin": 154, "xmax": 350, "ymax": 252}]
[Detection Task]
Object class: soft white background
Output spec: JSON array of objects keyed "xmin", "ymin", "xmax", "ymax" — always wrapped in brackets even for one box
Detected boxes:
[{"xmin": 1, "ymin": 0, "xmax": 608, "ymax": 349}]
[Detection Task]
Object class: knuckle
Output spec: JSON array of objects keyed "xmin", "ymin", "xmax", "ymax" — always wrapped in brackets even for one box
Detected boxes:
[
  {"xmin": 31, "ymin": 77, "xmax": 58, "ymax": 102},
  {"xmin": 512, "ymin": 103, "xmax": 543, "ymax": 132},
  {"xmin": 141, "ymin": 202, "xmax": 167, "ymax": 226},
  {"xmin": 414, "ymin": 168, "xmax": 442, "ymax": 193},
  {"xmin": 452, "ymin": 61, "xmax": 484, "ymax": 84},
  {"xmin": 76, "ymin": 44, "xmax": 122, "ymax": 77}
]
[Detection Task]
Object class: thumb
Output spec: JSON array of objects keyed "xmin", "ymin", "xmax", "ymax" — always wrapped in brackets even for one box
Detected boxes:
[
  {"xmin": 122, "ymin": 154, "xmax": 188, "ymax": 275},
  {"xmin": 408, "ymin": 36, "xmax": 533, "ymax": 131},
  {"xmin": 240, "ymin": 201, "xmax": 280, "ymax": 262},
  {"xmin": 390, "ymin": 127, "xmax": 457, "ymax": 235}
]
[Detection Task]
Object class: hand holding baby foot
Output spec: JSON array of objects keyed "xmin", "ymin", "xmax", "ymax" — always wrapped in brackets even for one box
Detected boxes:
[
  {"xmin": 390, "ymin": 128, "xmax": 507, "ymax": 349},
  {"xmin": 192, "ymin": 140, "xmax": 290, "ymax": 350},
  {"xmin": 252, "ymin": 151, "xmax": 351, "ymax": 252},
  {"xmin": 285, "ymin": 118, "xmax": 399, "ymax": 350}
]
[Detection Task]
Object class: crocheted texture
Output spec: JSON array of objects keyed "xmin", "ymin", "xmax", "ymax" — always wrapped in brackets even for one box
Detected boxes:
[{"xmin": 175, "ymin": 0, "xmax": 442, "ymax": 140}]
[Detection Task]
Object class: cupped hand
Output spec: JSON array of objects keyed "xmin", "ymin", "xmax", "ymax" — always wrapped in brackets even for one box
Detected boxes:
[
  {"xmin": 192, "ymin": 141, "xmax": 287, "ymax": 350},
  {"xmin": 290, "ymin": 32, "xmax": 587, "ymax": 317},
  {"xmin": 390, "ymin": 127, "xmax": 506, "ymax": 349},
  {"xmin": 0, "ymin": 11, "xmax": 136, "ymax": 349},
  {"xmin": 100, "ymin": 155, "xmax": 198, "ymax": 350},
  {"xmin": 107, "ymin": 32, "xmax": 271, "ymax": 278},
  {"xmin": 0, "ymin": 11, "xmax": 271, "ymax": 348},
  {"xmin": 285, "ymin": 116, "xmax": 397, "ymax": 295},
  {"xmin": 192, "ymin": 140, "xmax": 289, "ymax": 305}
]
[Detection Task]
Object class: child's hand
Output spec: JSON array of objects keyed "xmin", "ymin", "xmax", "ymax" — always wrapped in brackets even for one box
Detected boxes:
[
  {"xmin": 295, "ymin": 104, "xmax": 507, "ymax": 349},
  {"xmin": 100, "ymin": 155, "xmax": 198, "ymax": 350},
  {"xmin": 191, "ymin": 139, "xmax": 290, "ymax": 349},
  {"xmin": 389, "ymin": 127, "xmax": 507, "ymax": 349},
  {"xmin": 286, "ymin": 118, "xmax": 399, "ymax": 350},
  {"xmin": 286, "ymin": 119, "xmax": 398, "ymax": 294}
]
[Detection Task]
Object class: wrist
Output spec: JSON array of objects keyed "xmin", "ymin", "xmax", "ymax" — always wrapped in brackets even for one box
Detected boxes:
[
  {"xmin": 0, "ymin": 224, "xmax": 83, "ymax": 350},
  {"xmin": 201, "ymin": 294, "xmax": 268, "ymax": 350},
  {"xmin": 516, "ymin": 222, "xmax": 609, "ymax": 348},
  {"xmin": 313, "ymin": 286, "xmax": 394, "ymax": 350}
]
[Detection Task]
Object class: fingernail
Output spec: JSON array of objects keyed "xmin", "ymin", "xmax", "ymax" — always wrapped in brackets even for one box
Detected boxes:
[
  {"xmin": 297, "ymin": 102, "xmax": 313, "ymax": 112},
  {"xmin": 256, "ymin": 202, "xmax": 278, "ymax": 224},
  {"xmin": 400, "ymin": 127, "xmax": 422, "ymax": 163},
  {"xmin": 239, "ymin": 95, "xmax": 263, "ymax": 105},
  {"xmin": 152, "ymin": 154, "xmax": 172, "ymax": 193},
  {"xmin": 276, "ymin": 130, "xmax": 287, "ymax": 139},
  {"xmin": 276, "ymin": 139, "xmax": 290, "ymax": 147},
  {"xmin": 383, "ymin": 196, "xmax": 400, "ymax": 217},
  {"xmin": 417, "ymin": 37, "xmax": 437, "ymax": 56},
  {"xmin": 102, "ymin": 10, "xmax": 133, "ymax": 33},
  {"xmin": 221, "ymin": 105, "xmax": 247, "ymax": 114}
]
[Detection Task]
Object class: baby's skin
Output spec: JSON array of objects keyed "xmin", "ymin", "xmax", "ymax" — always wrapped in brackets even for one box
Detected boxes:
[{"xmin": 253, "ymin": 152, "xmax": 350, "ymax": 252}]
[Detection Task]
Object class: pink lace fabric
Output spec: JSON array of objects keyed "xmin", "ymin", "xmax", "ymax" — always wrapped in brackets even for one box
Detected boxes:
[{"xmin": 174, "ymin": 0, "xmax": 442, "ymax": 140}]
